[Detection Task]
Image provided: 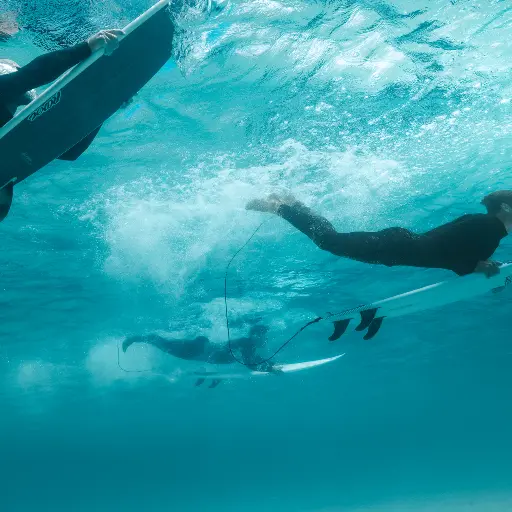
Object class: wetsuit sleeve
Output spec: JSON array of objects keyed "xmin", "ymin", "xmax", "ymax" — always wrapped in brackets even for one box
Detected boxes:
[
  {"xmin": 445, "ymin": 255, "xmax": 484, "ymax": 276},
  {"xmin": 425, "ymin": 215, "xmax": 508, "ymax": 276},
  {"xmin": 0, "ymin": 42, "xmax": 91, "ymax": 101},
  {"xmin": 450, "ymin": 260, "xmax": 480, "ymax": 277}
]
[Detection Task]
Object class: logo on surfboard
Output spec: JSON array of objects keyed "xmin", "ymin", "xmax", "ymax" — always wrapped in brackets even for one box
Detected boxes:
[{"xmin": 27, "ymin": 91, "xmax": 62, "ymax": 122}]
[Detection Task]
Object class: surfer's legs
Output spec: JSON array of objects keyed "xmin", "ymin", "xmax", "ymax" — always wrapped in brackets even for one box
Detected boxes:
[
  {"xmin": 58, "ymin": 124, "xmax": 102, "ymax": 162},
  {"xmin": 278, "ymin": 202, "xmax": 420, "ymax": 266},
  {"xmin": 123, "ymin": 333, "xmax": 210, "ymax": 360},
  {"xmin": 122, "ymin": 335, "xmax": 147, "ymax": 353},
  {"xmin": 248, "ymin": 196, "xmax": 421, "ymax": 267},
  {"xmin": 122, "ymin": 334, "xmax": 174, "ymax": 353},
  {"xmin": 0, "ymin": 181, "xmax": 14, "ymax": 222}
]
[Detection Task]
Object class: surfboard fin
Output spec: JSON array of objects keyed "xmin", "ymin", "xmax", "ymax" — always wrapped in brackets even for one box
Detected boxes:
[
  {"xmin": 356, "ymin": 308, "xmax": 378, "ymax": 331},
  {"xmin": 363, "ymin": 317, "xmax": 385, "ymax": 340},
  {"xmin": 58, "ymin": 125, "xmax": 102, "ymax": 161},
  {"xmin": 209, "ymin": 379, "xmax": 222, "ymax": 389},
  {"xmin": 329, "ymin": 319, "xmax": 352, "ymax": 342},
  {"xmin": 195, "ymin": 378, "xmax": 205, "ymax": 387}
]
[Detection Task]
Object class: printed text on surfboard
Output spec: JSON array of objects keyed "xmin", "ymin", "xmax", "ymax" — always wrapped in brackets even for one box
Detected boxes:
[{"xmin": 27, "ymin": 91, "xmax": 62, "ymax": 122}]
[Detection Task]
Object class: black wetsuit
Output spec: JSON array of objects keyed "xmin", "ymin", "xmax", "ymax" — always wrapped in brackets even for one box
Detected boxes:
[
  {"xmin": 278, "ymin": 202, "xmax": 508, "ymax": 276},
  {"xmin": 123, "ymin": 333, "xmax": 271, "ymax": 369},
  {"xmin": 0, "ymin": 42, "xmax": 101, "ymax": 160},
  {"xmin": 125, "ymin": 334, "xmax": 210, "ymax": 361}
]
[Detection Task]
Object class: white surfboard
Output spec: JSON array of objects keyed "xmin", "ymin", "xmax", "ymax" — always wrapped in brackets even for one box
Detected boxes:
[
  {"xmin": 325, "ymin": 263, "xmax": 512, "ymax": 341},
  {"xmin": 191, "ymin": 354, "xmax": 345, "ymax": 383}
]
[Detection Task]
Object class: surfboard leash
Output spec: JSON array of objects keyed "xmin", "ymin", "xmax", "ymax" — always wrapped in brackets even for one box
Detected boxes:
[
  {"xmin": 116, "ymin": 339, "xmax": 155, "ymax": 374},
  {"xmin": 117, "ymin": 220, "xmax": 323, "ymax": 374},
  {"xmin": 225, "ymin": 221, "xmax": 323, "ymax": 369}
]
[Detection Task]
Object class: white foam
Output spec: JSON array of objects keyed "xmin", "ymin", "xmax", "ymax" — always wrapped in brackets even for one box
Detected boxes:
[
  {"xmin": 85, "ymin": 337, "xmax": 157, "ymax": 386},
  {"xmin": 15, "ymin": 360, "xmax": 64, "ymax": 391},
  {"xmin": 77, "ymin": 141, "xmax": 408, "ymax": 300}
]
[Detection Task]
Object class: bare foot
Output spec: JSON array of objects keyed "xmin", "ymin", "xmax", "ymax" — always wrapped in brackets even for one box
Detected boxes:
[
  {"xmin": 122, "ymin": 337, "xmax": 138, "ymax": 353},
  {"xmin": 246, "ymin": 193, "xmax": 295, "ymax": 214}
]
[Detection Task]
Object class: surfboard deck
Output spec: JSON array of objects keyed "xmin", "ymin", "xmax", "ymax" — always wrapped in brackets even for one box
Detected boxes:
[
  {"xmin": 0, "ymin": 0, "xmax": 173, "ymax": 187},
  {"xmin": 325, "ymin": 263, "xmax": 512, "ymax": 341},
  {"xmin": 191, "ymin": 354, "xmax": 345, "ymax": 382}
]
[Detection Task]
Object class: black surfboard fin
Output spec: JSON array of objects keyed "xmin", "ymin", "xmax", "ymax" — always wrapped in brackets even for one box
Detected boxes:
[
  {"xmin": 328, "ymin": 319, "xmax": 352, "ymax": 342},
  {"xmin": 363, "ymin": 317, "xmax": 385, "ymax": 340},
  {"xmin": 195, "ymin": 378, "xmax": 206, "ymax": 387},
  {"xmin": 356, "ymin": 308, "xmax": 378, "ymax": 331},
  {"xmin": 209, "ymin": 379, "xmax": 222, "ymax": 389}
]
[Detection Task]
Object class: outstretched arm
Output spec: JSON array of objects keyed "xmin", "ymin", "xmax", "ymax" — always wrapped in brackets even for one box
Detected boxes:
[
  {"xmin": 239, "ymin": 344, "xmax": 279, "ymax": 372},
  {"xmin": 0, "ymin": 44, "xmax": 91, "ymax": 101},
  {"xmin": 0, "ymin": 29, "xmax": 123, "ymax": 102},
  {"xmin": 239, "ymin": 343, "xmax": 258, "ymax": 367}
]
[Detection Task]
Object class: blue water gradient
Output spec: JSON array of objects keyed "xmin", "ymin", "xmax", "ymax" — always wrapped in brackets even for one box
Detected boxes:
[{"xmin": 2, "ymin": 0, "xmax": 512, "ymax": 510}]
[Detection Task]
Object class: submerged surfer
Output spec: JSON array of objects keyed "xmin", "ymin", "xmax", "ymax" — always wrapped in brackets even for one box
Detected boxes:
[
  {"xmin": 0, "ymin": 28, "xmax": 123, "ymax": 221},
  {"xmin": 122, "ymin": 325, "xmax": 278, "ymax": 388},
  {"xmin": 247, "ymin": 191, "xmax": 512, "ymax": 278}
]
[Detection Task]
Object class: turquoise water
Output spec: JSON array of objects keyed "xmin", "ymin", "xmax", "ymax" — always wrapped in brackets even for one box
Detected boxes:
[{"xmin": 2, "ymin": 0, "xmax": 512, "ymax": 510}]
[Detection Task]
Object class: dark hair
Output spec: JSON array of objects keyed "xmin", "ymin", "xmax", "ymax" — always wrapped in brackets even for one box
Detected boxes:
[{"xmin": 482, "ymin": 190, "xmax": 512, "ymax": 215}]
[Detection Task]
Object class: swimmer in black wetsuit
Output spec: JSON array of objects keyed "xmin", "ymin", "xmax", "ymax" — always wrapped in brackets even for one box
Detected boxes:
[
  {"xmin": 0, "ymin": 28, "xmax": 123, "ymax": 221},
  {"xmin": 122, "ymin": 325, "xmax": 277, "ymax": 388},
  {"xmin": 247, "ymin": 190, "xmax": 512, "ymax": 278}
]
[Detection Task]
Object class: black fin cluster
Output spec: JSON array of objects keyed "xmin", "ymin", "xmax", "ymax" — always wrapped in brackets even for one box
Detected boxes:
[{"xmin": 328, "ymin": 308, "xmax": 385, "ymax": 341}]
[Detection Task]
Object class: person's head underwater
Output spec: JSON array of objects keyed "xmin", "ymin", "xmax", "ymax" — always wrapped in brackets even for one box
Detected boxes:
[{"xmin": 482, "ymin": 190, "xmax": 512, "ymax": 231}]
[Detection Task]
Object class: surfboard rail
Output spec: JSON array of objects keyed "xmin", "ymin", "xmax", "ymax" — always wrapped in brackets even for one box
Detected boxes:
[
  {"xmin": 0, "ymin": 0, "xmax": 171, "ymax": 141},
  {"xmin": 0, "ymin": 0, "xmax": 174, "ymax": 188},
  {"xmin": 325, "ymin": 262, "xmax": 512, "ymax": 341},
  {"xmin": 190, "ymin": 354, "xmax": 345, "ymax": 383}
]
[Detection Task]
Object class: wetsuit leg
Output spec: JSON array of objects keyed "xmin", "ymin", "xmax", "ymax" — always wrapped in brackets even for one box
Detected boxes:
[
  {"xmin": 123, "ymin": 334, "xmax": 209, "ymax": 360},
  {"xmin": 278, "ymin": 202, "xmax": 421, "ymax": 268},
  {"xmin": 58, "ymin": 125, "xmax": 102, "ymax": 161}
]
